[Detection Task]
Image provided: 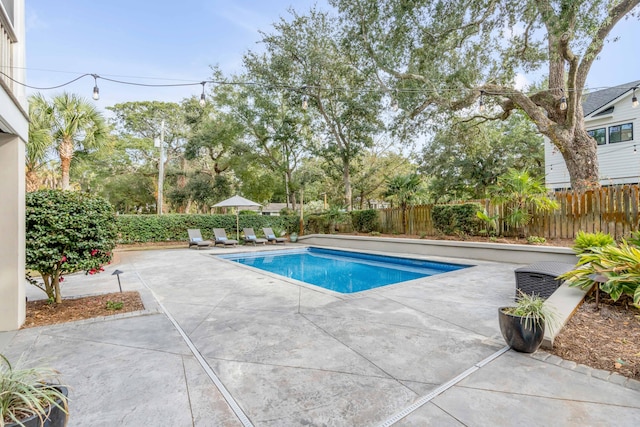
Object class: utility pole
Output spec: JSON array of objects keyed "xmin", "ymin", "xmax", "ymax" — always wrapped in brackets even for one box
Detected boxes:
[{"xmin": 156, "ymin": 120, "xmax": 165, "ymax": 215}]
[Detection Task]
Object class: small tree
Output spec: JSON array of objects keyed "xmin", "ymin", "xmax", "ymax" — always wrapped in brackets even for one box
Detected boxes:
[
  {"xmin": 26, "ymin": 190, "xmax": 117, "ymax": 303},
  {"xmin": 384, "ymin": 173, "xmax": 423, "ymax": 234},
  {"xmin": 489, "ymin": 169, "xmax": 558, "ymax": 236}
]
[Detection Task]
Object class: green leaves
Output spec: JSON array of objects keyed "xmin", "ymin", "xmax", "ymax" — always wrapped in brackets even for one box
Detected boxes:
[
  {"xmin": 560, "ymin": 241, "xmax": 640, "ymax": 305},
  {"xmin": 489, "ymin": 168, "xmax": 558, "ymax": 232},
  {"xmin": 573, "ymin": 231, "xmax": 615, "ymax": 254},
  {"xmin": 25, "ymin": 190, "xmax": 117, "ymax": 302},
  {"xmin": 115, "ymin": 214, "xmax": 300, "ymax": 244},
  {"xmin": 0, "ymin": 354, "xmax": 68, "ymax": 425},
  {"xmin": 503, "ymin": 291, "xmax": 558, "ymax": 333}
]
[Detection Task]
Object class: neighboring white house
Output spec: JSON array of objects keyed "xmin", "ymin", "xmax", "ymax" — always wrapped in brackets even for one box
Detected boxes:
[
  {"xmin": 0, "ymin": 0, "xmax": 27, "ymax": 330},
  {"xmin": 545, "ymin": 80, "xmax": 640, "ymax": 189}
]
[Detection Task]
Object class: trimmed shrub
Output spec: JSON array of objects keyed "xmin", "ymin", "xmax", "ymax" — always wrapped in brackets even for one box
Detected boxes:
[
  {"xmin": 350, "ymin": 209, "xmax": 379, "ymax": 233},
  {"xmin": 432, "ymin": 203, "xmax": 482, "ymax": 235},
  {"xmin": 115, "ymin": 214, "xmax": 299, "ymax": 243},
  {"xmin": 280, "ymin": 207, "xmax": 297, "ymax": 216},
  {"xmin": 26, "ymin": 190, "xmax": 117, "ymax": 303},
  {"xmin": 305, "ymin": 214, "xmax": 330, "ymax": 234}
]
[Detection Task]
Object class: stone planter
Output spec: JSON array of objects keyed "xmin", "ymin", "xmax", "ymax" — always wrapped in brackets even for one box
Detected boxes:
[{"xmin": 498, "ymin": 308, "xmax": 545, "ymax": 353}]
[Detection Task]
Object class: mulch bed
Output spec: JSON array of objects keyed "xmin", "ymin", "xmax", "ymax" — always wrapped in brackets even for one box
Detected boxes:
[
  {"xmin": 23, "ymin": 291, "xmax": 145, "ymax": 329},
  {"xmin": 548, "ymin": 293, "xmax": 640, "ymax": 380}
]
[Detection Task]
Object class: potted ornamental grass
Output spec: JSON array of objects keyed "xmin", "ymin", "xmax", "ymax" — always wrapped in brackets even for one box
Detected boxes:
[
  {"xmin": 499, "ymin": 291, "xmax": 558, "ymax": 353},
  {"xmin": 0, "ymin": 354, "xmax": 68, "ymax": 427}
]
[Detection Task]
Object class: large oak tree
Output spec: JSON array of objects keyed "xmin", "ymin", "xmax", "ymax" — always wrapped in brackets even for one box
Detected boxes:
[{"xmin": 333, "ymin": 0, "xmax": 640, "ymax": 190}]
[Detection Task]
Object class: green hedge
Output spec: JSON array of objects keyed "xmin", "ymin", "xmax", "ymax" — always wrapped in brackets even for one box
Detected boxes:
[
  {"xmin": 431, "ymin": 203, "xmax": 481, "ymax": 235},
  {"xmin": 350, "ymin": 209, "xmax": 380, "ymax": 233},
  {"xmin": 116, "ymin": 214, "xmax": 299, "ymax": 243}
]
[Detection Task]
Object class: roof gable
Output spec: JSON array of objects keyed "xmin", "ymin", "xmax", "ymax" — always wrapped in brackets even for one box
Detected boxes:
[{"xmin": 582, "ymin": 80, "xmax": 640, "ymax": 117}]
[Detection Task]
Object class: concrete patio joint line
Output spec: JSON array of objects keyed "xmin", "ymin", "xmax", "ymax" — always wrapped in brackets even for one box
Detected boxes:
[
  {"xmin": 378, "ymin": 346, "xmax": 510, "ymax": 427},
  {"xmin": 135, "ymin": 271, "xmax": 254, "ymax": 427}
]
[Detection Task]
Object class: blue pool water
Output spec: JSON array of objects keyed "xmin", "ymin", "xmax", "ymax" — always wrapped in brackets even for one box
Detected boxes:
[{"xmin": 218, "ymin": 247, "xmax": 470, "ymax": 293}]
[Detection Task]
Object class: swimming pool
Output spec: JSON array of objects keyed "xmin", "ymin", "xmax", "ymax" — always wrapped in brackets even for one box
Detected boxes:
[{"xmin": 217, "ymin": 247, "xmax": 471, "ymax": 293}]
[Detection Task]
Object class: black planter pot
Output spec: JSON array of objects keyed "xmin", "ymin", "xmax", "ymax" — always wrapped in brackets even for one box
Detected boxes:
[
  {"xmin": 6, "ymin": 386, "xmax": 68, "ymax": 427},
  {"xmin": 498, "ymin": 308, "xmax": 545, "ymax": 353}
]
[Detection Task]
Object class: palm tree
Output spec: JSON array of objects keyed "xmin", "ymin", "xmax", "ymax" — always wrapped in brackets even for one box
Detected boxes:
[
  {"xmin": 26, "ymin": 98, "xmax": 53, "ymax": 191},
  {"xmin": 29, "ymin": 93, "xmax": 108, "ymax": 190},
  {"xmin": 490, "ymin": 169, "xmax": 558, "ymax": 236},
  {"xmin": 384, "ymin": 173, "xmax": 423, "ymax": 234}
]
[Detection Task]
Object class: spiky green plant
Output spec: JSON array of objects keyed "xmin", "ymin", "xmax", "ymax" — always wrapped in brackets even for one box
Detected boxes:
[
  {"xmin": 559, "ymin": 241, "xmax": 640, "ymax": 305},
  {"xmin": 572, "ymin": 231, "xmax": 615, "ymax": 254},
  {"xmin": 0, "ymin": 354, "xmax": 68, "ymax": 427},
  {"xmin": 503, "ymin": 291, "xmax": 558, "ymax": 333}
]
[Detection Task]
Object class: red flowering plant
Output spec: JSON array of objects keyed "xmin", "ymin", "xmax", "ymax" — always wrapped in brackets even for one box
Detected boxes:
[{"xmin": 25, "ymin": 190, "xmax": 117, "ymax": 303}]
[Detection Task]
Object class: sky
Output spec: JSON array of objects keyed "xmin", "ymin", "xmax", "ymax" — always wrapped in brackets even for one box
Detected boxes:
[
  {"xmin": 24, "ymin": 0, "xmax": 331, "ymax": 108},
  {"xmin": 24, "ymin": 1, "xmax": 640, "ymax": 110}
]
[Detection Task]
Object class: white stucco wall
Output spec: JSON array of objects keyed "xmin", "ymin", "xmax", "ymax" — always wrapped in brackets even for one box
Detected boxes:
[{"xmin": 0, "ymin": 0, "xmax": 27, "ymax": 331}]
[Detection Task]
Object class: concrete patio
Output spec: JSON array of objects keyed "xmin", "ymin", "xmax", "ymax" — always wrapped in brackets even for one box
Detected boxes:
[{"xmin": 1, "ymin": 245, "xmax": 638, "ymax": 426}]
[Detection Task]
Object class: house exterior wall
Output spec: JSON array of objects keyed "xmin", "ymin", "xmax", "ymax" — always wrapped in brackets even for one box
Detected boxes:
[
  {"xmin": 545, "ymin": 90, "xmax": 640, "ymax": 189},
  {"xmin": 0, "ymin": 0, "xmax": 27, "ymax": 331}
]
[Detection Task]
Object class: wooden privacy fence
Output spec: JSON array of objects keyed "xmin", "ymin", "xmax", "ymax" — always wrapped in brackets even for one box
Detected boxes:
[{"xmin": 377, "ymin": 185, "xmax": 640, "ymax": 240}]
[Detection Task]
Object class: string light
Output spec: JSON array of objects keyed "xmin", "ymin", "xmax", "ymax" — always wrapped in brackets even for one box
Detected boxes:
[
  {"xmin": 0, "ymin": 68, "xmax": 637, "ymax": 113},
  {"xmin": 91, "ymin": 74, "xmax": 99, "ymax": 100},
  {"xmin": 302, "ymin": 94, "xmax": 308, "ymax": 110},
  {"xmin": 391, "ymin": 98, "xmax": 399, "ymax": 111},
  {"xmin": 199, "ymin": 82, "xmax": 206, "ymax": 107},
  {"xmin": 559, "ymin": 88, "xmax": 567, "ymax": 111}
]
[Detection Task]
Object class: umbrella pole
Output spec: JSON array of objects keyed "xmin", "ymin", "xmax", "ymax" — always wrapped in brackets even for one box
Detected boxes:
[{"xmin": 236, "ymin": 211, "xmax": 239, "ymax": 241}]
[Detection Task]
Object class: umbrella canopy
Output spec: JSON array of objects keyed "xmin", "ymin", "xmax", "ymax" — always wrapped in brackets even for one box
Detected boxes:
[
  {"xmin": 212, "ymin": 195, "xmax": 261, "ymax": 208},
  {"xmin": 212, "ymin": 195, "xmax": 262, "ymax": 240}
]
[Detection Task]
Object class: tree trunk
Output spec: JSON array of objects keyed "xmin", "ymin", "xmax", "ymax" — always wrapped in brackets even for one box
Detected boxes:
[
  {"xmin": 58, "ymin": 138, "xmax": 74, "ymax": 190},
  {"xmin": 286, "ymin": 170, "xmax": 297, "ymax": 210},
  {"xmin": 342, "ymin": 159, "xmax": 352, "ymax": 211},
  {"xmin": 552, "ymin": 129, "xmax": 600, "ymax": 190},
  {"xmin": 26, "ymin": 170, "xmax": 40, "ymax": 192}
]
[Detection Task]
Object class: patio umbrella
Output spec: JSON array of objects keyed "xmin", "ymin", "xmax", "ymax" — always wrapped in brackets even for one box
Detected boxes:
[{"xmin": 212, "ymin": 195, "xmax": 262, "ymax": 240}]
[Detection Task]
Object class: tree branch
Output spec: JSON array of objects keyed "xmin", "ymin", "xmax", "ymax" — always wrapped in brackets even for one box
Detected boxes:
[{"xmin": 576, "ymin": 0, "xmax": 640, "ymax": 92}]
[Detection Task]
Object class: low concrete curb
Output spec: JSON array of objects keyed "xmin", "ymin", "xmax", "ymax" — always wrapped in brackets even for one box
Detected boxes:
[{"xmin": 299, "ymin": 234, "xmax": 577, "ymax": 264}]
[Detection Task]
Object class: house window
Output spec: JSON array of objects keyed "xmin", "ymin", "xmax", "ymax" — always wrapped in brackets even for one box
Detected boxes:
[
  {"xmin": 609, "ymin": 123, "xmax": 633, "ymax": 143},
  {"xmin": 587, "ymin": 128, "xmax": 606, "ymax": 145}
]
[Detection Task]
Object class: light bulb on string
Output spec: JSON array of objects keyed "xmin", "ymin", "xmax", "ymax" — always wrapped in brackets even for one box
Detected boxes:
[
  {"xmin": 632, "ymin": 87, "xmax": 638, "ymax": 108},
  {"xmin": 559, "ymin": 88, "xmax": 567, "ymax": 111},
  {"xmin": 199, "ymin": 82, "xmax": 206, "ymax": 107},
  {"xmin": 91, "ymin": 74, "xmax": 100, "ymax": 101},
  {"xmin": 478, "ymin": 90, "xmax": 485, "ymax": 112},
  {"xmin": 302, "ymin": 94, "xmax": 309, "ymax": 110}
]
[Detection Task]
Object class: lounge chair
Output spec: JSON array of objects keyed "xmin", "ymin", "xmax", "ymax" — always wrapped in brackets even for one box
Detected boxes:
[
  {"xmin": 262, "ymin": 227, "xmax": 286, "ymax": 244},
  {"xmin": 243, "ymin": 228, "xmax": 267, "ymax": 246},
  {"xmin": 213, "ymin": 228, "xmax": 238, "ymax": 247},
  {"xmin": 187, "ymin": 229, "xmax": 212, "ymax": 250}
]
